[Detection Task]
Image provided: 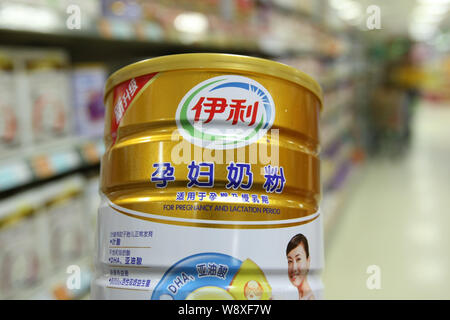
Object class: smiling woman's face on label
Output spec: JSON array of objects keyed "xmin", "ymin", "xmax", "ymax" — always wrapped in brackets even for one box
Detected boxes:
[{"xmin": 287, "ymin": 244, "xmax": 310, "ymax": 287}]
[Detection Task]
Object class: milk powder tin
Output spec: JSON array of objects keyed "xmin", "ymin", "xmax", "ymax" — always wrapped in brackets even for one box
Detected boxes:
[{"xmin": 92, "ymin": 53, "xmax": 324, "ymax": 300}]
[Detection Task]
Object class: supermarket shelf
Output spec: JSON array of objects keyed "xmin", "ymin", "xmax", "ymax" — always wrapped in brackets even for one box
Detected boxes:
[
  {"xmin": 0, "ymin": 7, "xmax": 341, "ymax": 63},
  {"xmin": 0, "ymin": 2, "xmax": 264, "ymax": 61},
  {"xmin": 0, "ymin": 25, "xmax": 340, "ymax": 63},
  {"xmin": 0, "ymin": 27, "xmax": 266, "ymax": 63},
  {"xmin": 0, "ymin": 137, "xmax": 104, "ymax": 195}
]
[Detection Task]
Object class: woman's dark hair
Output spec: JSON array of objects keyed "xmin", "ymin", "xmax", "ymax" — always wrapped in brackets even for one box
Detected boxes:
[{"xmin": 286, "ymin": 233, "xmax": 309, "ymax": 258}]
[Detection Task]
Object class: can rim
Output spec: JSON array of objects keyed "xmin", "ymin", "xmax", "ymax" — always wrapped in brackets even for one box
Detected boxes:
[{"xmin": 104, "ymin": 53, "xmax": 323, "ymax": 108}]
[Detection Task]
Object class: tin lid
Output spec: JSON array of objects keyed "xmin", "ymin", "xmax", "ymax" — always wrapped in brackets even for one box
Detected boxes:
[{"xmin": 104, "ymin": 53, "xmax": 323, "ymax": 108}]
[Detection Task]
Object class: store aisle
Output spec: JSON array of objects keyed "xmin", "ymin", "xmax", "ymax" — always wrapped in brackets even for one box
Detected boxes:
[{"xmin": 323, "ymin": 102, "xmax": 450, "ymax": 299}]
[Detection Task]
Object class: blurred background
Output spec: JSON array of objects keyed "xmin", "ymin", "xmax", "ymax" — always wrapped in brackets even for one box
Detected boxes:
[{"xmin": 0, "ymin": 0, "xmax": 449, "ymax": 300}]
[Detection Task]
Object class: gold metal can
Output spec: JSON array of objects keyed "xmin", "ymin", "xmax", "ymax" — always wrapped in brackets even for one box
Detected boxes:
[{"xmin": 93, "ymin": 53, "xmax": 324, "ymax": 300}]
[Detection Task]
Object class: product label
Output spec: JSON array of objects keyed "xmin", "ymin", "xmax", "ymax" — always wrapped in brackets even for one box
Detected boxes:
[
  {"xmin": 176, "ymin": 75, "xmax": 275, "ymax": 149},
  {"xmin": 29, "ymin": 70, "xmax": 70, "ymax": 141},
  {"xmin": 92, "ymin": 199, "xmax": 324, "ymax": 300},
  {"xmin": 111, "ymin": 73, "xmax": 158, "ymax": 144}
]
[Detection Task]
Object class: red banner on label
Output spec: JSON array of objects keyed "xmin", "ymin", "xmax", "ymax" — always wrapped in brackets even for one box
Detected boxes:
[{"xmin": 111, "ymin": 73, "xmax": 157, "ymax": 144}]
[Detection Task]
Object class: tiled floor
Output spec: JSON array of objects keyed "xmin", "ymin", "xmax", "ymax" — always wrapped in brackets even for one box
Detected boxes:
[{"xmin": 322, "ymin": 102, "xmax": 450, "ymax": 299}]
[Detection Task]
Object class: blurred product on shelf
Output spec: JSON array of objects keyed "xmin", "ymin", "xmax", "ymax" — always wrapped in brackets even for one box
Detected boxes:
[
  {"xmin": 45, "ymin": 176, "xmax": 87, "ymax": 272},
  {"xmin": 0, "ymin": 48, "xmax": 74, "ymax": 152},
  {"xmin": 0, "ymin": 46, "xmax": 105, "ymax": 193},
  {"xmin": 0, "ymin": 193, "xmax": 42, "ymax": 299},
  {"xmin": 0, "ymin": 174, "xmax": 100, "ymax": 300},
  {"xmin": 0, "ymin": 49, "xmax": 19, "ymax": 152},
  {"xmin": 72, "ymin": 64, "xmax": 107, "ymax": 138},
  {"xmin": 25, "ymin": 50, "xmax": 73, "ymax": 143},
  {"xmin": 102, "ymin": 0, "xmax": 141, "ymax": 21},
  {"xmin": 138, "ymin": 0, "xmax": 260, "ymax": 47}
]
